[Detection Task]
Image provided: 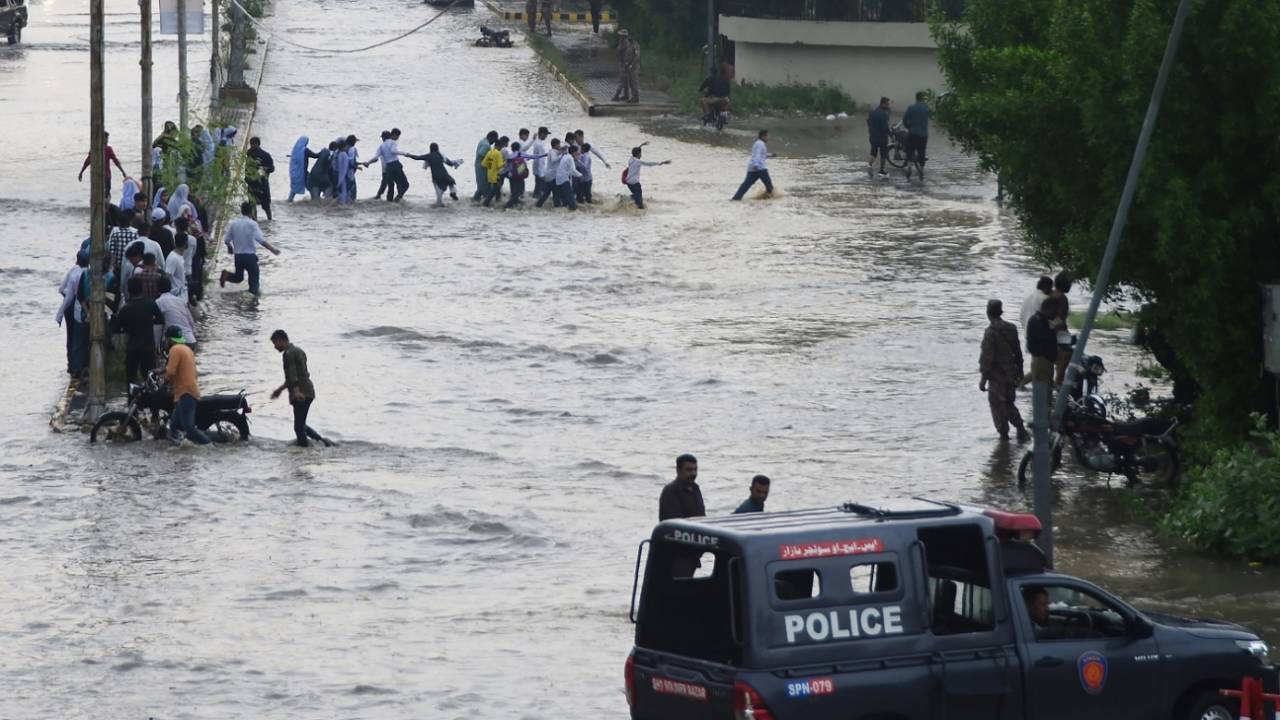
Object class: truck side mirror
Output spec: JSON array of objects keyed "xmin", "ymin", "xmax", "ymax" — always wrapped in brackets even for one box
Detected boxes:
[{"xmin": 1129, "ymin": 616, "xmax": 1155, "ymax": 639}]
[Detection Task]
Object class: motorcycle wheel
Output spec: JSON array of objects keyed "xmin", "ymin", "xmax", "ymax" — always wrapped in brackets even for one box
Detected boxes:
[
  {"xmin": 1017, "ymin": 445, "xmax": 1063, "ymax": 489},
  {"xmin": 90, "ymin": 412, "xmax": 143, "ymax": 443},
  {"xmin": 716, "ymin": 113, "xmax": 727, "ymax": 132},
  {"xmin": 1135, "ymin": 438, "xmax": 1180, "ymax": 487},
  {"xmin": 887, "ymin": 144, "xmax": 908, "ymax": 169},
  {"xmin": 204, "ymin": 416, "xmax": 250, "ymax": 443}
]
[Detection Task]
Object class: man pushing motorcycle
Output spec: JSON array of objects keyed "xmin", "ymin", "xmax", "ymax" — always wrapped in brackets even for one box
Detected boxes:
[{"xmin": 165, "ymin": 325, "xmax": 211, "ymax": 447}]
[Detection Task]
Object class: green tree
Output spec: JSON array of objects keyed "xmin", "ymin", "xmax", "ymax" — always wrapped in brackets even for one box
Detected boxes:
[{"xmin": 932, "ymin": 0, "xmax": 1280, "ymax": 439}]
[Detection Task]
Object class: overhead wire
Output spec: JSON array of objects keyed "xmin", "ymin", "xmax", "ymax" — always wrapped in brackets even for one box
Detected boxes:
[{"xmin": 224, "ymin": 0, "xmax": 459, "ymax": 54}]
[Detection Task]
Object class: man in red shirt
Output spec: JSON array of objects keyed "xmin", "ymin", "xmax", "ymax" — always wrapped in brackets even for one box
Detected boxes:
[{"xmin": 78, "ymin": 131, "xmax": 128, "ymax": 195}]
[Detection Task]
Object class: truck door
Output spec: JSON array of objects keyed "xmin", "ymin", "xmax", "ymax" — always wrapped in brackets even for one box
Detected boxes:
[{"xmin": 1013, "ymin": 580, "xmax": 1161, "ymax": 720}]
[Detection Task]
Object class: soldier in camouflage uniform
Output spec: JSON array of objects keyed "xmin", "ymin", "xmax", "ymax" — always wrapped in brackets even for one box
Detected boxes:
[{"xmin": 979, "ymin": 299, "xmax": 1030, "ymax": 442}]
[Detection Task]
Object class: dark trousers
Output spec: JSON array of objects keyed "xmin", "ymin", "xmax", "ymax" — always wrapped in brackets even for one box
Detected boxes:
[
  {"xmin": 292, "ymin": 397, "xmax": 323, "ymax": 445},
  {"xmin": 554, "ymin": 181, "xmax": 577, "ymax": 210},
  {"xmin": 589, "ymin": 0, "xmax": 603, "ymax": 31},
  {"xmin": 505, "ymin": 177, "xmax": 526, "ymax": 208},
  {"xmin": 628, "ymin": 182, "xmax": 644, "ymax": 209},
  {"xmin": 576, "ymin": 179, "xmax": 593, "ymax": 203},
  {"xmin": 248, "ymin": 179, "xmax": 272, "ymax": 211},
  {"xmin": 66, "ymin": 316, "xmax": 88, "ymax": 376},
  {"xmin": 375, "ymin": 168, "xmax": 390, "ymax": 198},
  {"xmin": 189, "ymin": 255, "xmax": 205, "ymax": 302},
  {"xmin": 170, "ymin": 393, "xmax": 211, "ymax": 444},
  {"xmin": 227, "ymin": 253, "xmax": 261, "ymax": 295},
  {"xmin": 125, "ymin": 342, "xmax": 154, "ymax": 385},
  {"xmin": 384, "ymin": 162, "xmax": 409, "ymax": 201},
  {"xmin": 534, "ymin": 176, "xmax": 556, "ymax": 207},
  {"xmin": 483, "ymin": 178, "xmax": 502, "ymax": 206},
  {"xmin": 732, "ymin": 169, "xmax": 773, "ymax": 200}
]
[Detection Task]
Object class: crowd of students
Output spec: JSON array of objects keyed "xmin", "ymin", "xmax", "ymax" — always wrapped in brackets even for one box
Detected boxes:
[{"xmin": 284, "ymin": 126, "xmax": 675, "ymax": 211}]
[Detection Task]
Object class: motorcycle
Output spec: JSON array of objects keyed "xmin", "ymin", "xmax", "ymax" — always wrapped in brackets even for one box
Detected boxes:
[
  {"xmin": 701, "ymin": 97, "xmax": 731, "ymax": 132},
  {"xmin": 475, "ymin": 25, "xmax": 512, "ymax": 48},
  {"xmin": 1017, "ymin": 400, "xmax": 1180, "ymax": 488},
  {"xmin": 90, "ymin": 368, "xmax": 252, "ymax": 443}
]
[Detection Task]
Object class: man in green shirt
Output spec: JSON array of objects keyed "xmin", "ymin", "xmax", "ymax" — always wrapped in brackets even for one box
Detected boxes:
[{"xmin": 270, "ymin": 329, "xmax": 334, "ymax": 447}]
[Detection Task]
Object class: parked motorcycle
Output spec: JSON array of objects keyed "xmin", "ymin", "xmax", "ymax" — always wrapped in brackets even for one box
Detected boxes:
[
  {"xmin": 1017, "ymin": 401, "xmax": 1180, "ymax": 488},
  {"xmin": 475, "ymin": 25, "xmax": 512, "ymax": 48},
  {"xmin": 701, "ymin": 98, "xmax": 731, "ymax": 132},
  {"xmin": 90, "ymin": 369, "xmax": 252, "ymax": 443}
]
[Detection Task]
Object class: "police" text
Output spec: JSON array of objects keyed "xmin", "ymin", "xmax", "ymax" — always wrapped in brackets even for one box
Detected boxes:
[{"xmin": 784, "ymin": 606, "xmax": 904, "ymax": 643}]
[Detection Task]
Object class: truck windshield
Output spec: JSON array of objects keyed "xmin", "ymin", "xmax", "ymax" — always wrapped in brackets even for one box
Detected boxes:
[{"xmin": 637, "ymin": 541, "xmax": 744, "ymax": 665}]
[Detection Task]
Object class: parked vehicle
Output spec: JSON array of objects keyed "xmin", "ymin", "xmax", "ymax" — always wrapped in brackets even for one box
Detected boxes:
[
  {"xmin": 1, "ymin": 0, "xmax": 28, "ymax": 45},
  {"xmin": 627, "ymin": 498, "xmax": 1272, "ymax": 719},
  {"xmin": 475, "ymin": 25, "xmax": 512, "ymax": 48},
  {"xmin": 90, "ymin": 368, "xmax": 251, "ymax": 443},
  {"xmin": 1016, "ymin": 402, "xmax": 1179, "ymax": 488}
]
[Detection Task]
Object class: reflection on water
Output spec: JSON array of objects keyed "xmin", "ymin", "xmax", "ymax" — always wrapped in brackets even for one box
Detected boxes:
[{"xmin": 0, "ymin": 0, "xmax": 1276, "ymax": 716}]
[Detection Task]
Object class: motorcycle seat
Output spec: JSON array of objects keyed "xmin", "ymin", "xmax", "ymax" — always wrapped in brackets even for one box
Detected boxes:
[
  {"xmin": 1110, "ymin": 416, "xmax": 1174, "ymax": 437},
  {"xmin": 199, "ymin": 394, "xmax": 244, "ymax": 412}
]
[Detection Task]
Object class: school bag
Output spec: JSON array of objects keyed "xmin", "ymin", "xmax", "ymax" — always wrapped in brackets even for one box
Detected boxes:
[
  {"xmin": 621, "ymin": 167, "xmax": 629, "ymax": 185},
  {"xmin": 511, "ymin": 155, "xmax": 530, "ymax": 180}
]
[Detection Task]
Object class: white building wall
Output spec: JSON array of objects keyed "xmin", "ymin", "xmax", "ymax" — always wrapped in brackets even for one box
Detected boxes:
[{"xmin": 720, "ymin": 15, "xmax": 947, "ymax": 111}]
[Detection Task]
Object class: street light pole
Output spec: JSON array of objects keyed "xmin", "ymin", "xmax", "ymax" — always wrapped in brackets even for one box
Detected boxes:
[
  {"xmin": 706, "ymin": 0, "xmax": 716, "ymax": 76},
  {"xmin": 210, "ymin": 0, "xmax": 220, "ymax": 106},
  {"xmin": 177, "ymin": 0, "xmax": 189, "ymax": 132},
  {"xmin": 140, "ymin": 0, "xmax": 154, "ymax": 200},
  {"xmin": 88, "ymin": 0, "xmax": 107, "ymax": 416}
]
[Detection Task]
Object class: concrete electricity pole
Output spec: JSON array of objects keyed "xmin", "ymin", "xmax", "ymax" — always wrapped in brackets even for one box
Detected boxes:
[
  {"xmin": 140, "ymin": 0, "xmax": 154, "ymax": 200},
  {"xmin": 210, "ymin": 0, "xmax": 220, "ymax": 106},
  {"xmin": 88, "ymin": 0, "xmax": 108, "ymax": 415},
  {"xmin": 177, "ymin": 0, "xmax": 189, "ymax": 132}
]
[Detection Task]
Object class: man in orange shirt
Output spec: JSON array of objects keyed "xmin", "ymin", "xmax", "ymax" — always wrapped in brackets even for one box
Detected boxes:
[{"xmin": 164, "ymin": 325, "xmax": 211, "ymax": 446}]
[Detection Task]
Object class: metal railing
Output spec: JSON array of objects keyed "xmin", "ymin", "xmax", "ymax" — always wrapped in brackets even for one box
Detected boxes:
[{"xmin": 720, "ymin": 0, "xmax": 962, "ymax": 23}]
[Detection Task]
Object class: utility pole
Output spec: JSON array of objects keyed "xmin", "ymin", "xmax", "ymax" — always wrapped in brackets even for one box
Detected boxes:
[
  {"xmin": 88, "ymin": 0, "xmax": 108, "ymax": 417},
  {"xmin": 706, "ymin": 0, "xmax": 716, "ymax": 75},
  {"xmin": 140, "ymin": 0, "xmax": 154, "ymax": 200},
  {"xmin": 210, "ymin": 0, "xmax": 220, "ymax": 107},
  {"xmin": 1033, "ymin": 0, "xmax": 1193, "ymax": 565},
  {"xmin": 177, "ymin": 0, "xmax": 189, "ymax": 132}
]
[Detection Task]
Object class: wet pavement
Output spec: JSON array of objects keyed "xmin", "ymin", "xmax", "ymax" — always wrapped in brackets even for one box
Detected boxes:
[{"xmin": 1, "ymin": 0, "xmax": 1278, "ymax": 716}]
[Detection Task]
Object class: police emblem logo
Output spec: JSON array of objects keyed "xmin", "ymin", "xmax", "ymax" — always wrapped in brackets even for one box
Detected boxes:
[{"xmin": 1077, "ymin": 651, "xmax": 1108, "ymax": 695}]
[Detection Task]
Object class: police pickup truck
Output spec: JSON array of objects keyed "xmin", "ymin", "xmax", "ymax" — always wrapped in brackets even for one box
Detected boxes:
[
  {"xmin": 626, "ymin": 498, "xmax": 1274, "ymax": 720},
  {"xmin": 1, "ymin": 0, "xmax": 26, "ymax": 44}
]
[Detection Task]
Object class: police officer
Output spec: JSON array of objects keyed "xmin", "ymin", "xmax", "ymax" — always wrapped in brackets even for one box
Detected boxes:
[
  {"xmin": 979, "ymin": 299, "xmax": 1030, "ymax": 442},
  {"xmin": 658, "ymin": 453, "xmax": 705, "ymax": 520},
  {"xmin": 734, "ymin": 474, "xmax": 770, "ymax": 514}
]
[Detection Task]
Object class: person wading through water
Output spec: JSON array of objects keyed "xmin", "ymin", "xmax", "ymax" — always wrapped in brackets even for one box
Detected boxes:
[
  {"xmin": 979, "ymin": 299, "xmax": 1030, "ymax": 443},
  {"xmin": 270, "ymin": 329, "xmax": 334, "ymax": 448}
]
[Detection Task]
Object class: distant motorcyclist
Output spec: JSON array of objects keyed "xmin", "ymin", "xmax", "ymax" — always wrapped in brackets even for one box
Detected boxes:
[{"xmin": 699, "ymin": 66, "xmax": 732, "ymax": 118}]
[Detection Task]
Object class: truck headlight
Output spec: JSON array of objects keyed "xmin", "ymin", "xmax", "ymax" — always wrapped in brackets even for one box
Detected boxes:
[{"xmin": 1237, "ymin": 640, "xmax": 1270, "ymax": 662}]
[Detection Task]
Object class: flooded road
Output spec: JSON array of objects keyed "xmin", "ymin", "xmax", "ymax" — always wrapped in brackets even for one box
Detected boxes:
[{"xmin": 2, "ymin": 0, "xmax": 1277, "ymax": 716}]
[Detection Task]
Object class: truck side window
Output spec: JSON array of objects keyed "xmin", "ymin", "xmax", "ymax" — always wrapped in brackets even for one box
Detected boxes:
[
  {"xmin": 774, "ymin": 569, "xmax": 821, "ymax": 601},
  {"xmin": 919, "ymin": 524, "xmax": 996, "ymax": 635},
  {"xmin": 849, "ymin": 562, "xmax": 898, "ymax": 594},
  {"xmin": 1024, "ymin": 584, "xmax": 1130, "ymax": 641}
]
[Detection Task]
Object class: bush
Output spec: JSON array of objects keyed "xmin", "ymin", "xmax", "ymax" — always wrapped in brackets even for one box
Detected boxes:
[{"xmin": 1162, "ymin": 415, "xmax": 1280, "ymax": 562}]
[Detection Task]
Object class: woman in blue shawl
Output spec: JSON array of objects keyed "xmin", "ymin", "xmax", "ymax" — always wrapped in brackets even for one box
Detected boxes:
[{"xmin": 288, "ymin": 136, "xmax": 309, "ymax": 202}]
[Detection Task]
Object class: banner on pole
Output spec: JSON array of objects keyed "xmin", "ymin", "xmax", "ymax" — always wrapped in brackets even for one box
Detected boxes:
[{"xmin": 158, "ymin": 0, "xmax": 206, "ymax": 35}]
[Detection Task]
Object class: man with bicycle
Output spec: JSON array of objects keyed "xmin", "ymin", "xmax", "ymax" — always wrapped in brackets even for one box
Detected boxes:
[
  {"xmin": 867, "ymin": 96, "xmax": 892, "ymax": 176},
  {"xmin": 903, "ymin": 91, "xmax": 930, "ymax": 180}
]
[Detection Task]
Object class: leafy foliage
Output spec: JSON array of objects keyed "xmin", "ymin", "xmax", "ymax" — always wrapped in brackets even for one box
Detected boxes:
[
  {"xmin": 1162, "ymin": 415, "xmax": 1280, "ymax": 561},
  {"xmin": 932, "ymin": 0, "xmax": 1280, "ymax": 440}
]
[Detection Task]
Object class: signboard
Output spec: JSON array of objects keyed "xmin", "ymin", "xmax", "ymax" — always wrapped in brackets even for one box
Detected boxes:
[{"xmin": 158, "ymin": 0, "xmax": 206, "ymax": 35}]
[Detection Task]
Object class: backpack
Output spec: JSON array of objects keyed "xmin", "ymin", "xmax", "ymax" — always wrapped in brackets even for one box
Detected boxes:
[
  {"xmin": 621, "ymin": 167, "xmax": 629, "ymax": 185},
  {"xmin": 511, "ymin": 156, "xmax": 530, "ymax": 180}
]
